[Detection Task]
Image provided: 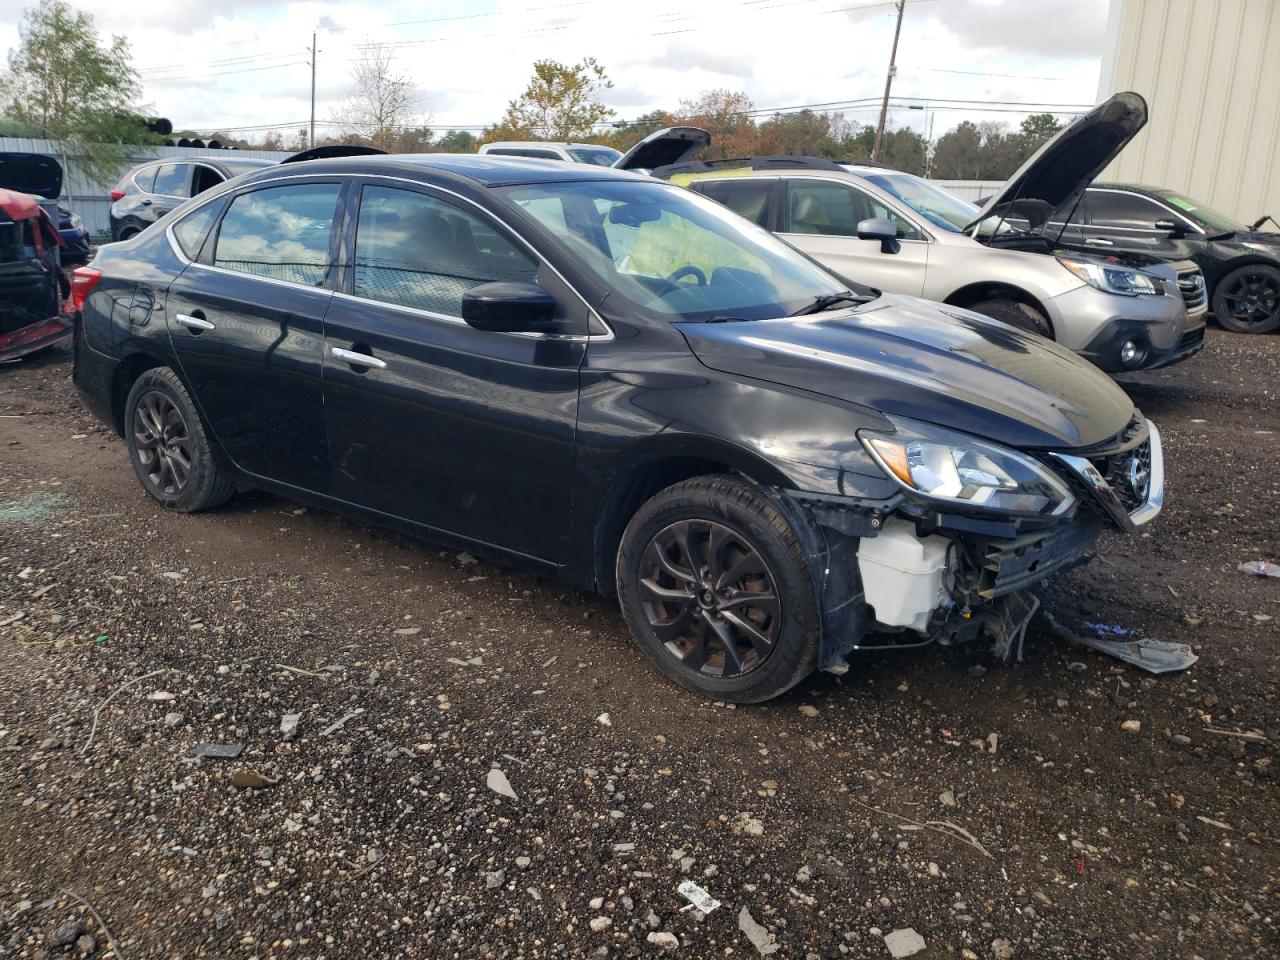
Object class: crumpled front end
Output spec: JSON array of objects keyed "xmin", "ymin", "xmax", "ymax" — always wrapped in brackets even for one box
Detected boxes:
[
  {"xmin": 0, "ymin": 187, "xmax": 68, "ymax": 361},
  {"xmin": 782, "ymin": 414, "xmax": 1164, "ymax": 670}
]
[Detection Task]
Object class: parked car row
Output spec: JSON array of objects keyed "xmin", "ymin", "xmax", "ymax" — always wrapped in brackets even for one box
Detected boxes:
[{"xmin": 70, "ymin": 134, "xmax": 1167, "ymax": 701}]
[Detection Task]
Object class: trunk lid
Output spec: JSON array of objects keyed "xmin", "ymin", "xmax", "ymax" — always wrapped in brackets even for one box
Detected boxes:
[
  {"xmin": 614, "ymin": 126, "xmax": 710, "ymax": 172},
  {"xmin": 964, "ymin": 92, "xmax": 1148, "ymax": 232},
  {"xmin": 0, "ymin": 152, "xmax": 63, "ymax": 200}
]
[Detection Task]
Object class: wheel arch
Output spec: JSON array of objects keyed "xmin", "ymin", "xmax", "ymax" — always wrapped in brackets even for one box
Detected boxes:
[
  {"xmin": 943, "ymin": 282, "xmax": 1054, "ymax": 337},
  {"xmin": 590, "ymin": 438, "xmax": 798, "ymax": 595},
  {"xmin": 1210, "ymin": 256, "xmax": 1280, "ymax": 296},
  {"xmin": 109, "ymin": 349, "xmax": 181, "ymax": 435}
]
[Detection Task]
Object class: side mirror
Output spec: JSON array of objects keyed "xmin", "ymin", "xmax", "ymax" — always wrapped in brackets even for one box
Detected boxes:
[
  {"xmin": 856, "ymin": 217, "xmax": 901, "ymax": 254},
  {"xmin": 1154, "ymin": 218, "xmax": 1188, "ymax": 238},
  {"xmin": 461, "ymin": 281, "xmax": 556, "ymax": 333}
]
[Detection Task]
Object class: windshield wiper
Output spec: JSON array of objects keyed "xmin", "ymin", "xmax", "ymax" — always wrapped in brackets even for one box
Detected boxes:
[{"xmin": 789, "ymin": 291, "xmax": 866, "ymax": 316}]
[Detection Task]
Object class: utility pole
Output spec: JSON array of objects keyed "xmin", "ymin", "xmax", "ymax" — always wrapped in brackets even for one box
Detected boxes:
[
  {"xmin": 304, "ymin": 32, "xmax": 314, "ymax": 148},
  {"xmin": 872, "ymin": 0, "xmax": 905, "ymax": 162}
]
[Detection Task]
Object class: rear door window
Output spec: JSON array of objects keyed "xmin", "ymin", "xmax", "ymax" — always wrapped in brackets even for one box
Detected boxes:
[
  {"xmin": 1086, "ymin": 191, "xmax": 1166, "ymax": 229},
  {"xmin": 696, "ymin": 179, "xmax": 774, "ymax": 228},
  {"xmin": 784, "ymin": 180, "xmax": 919, "ymax": 239},
  {"xmin": 351, "ymin": 185, "xmax": 538, "ymax": 317},
  {"xmin": 132, "ymin": 166, "xmax": 159, "ymax": 193},
  {"xmin": 213, "ymin": 183, "xmax": 341, "ymax": 286},
  {"xmin": 151, "ymin": 163, "xmax": 192, "ymax": 198}
]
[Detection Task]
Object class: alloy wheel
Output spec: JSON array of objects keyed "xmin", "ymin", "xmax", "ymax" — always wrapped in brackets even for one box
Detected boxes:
[
  {"xmin": 638, "ymin": 519, "xmax": 781, "ymax": 678},
  {"xmin": 132, "ymin": 390, "xmax": 193, "ymax": 495},
  {"xmin": 1220, "ymin": 270, "xmax": 1280, "ymax": 329}
]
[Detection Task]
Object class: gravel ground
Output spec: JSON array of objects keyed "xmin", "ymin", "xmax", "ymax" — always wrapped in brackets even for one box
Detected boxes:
[{"xmin": 0, "ymin": 330, "xmax": 1276, "ymax": 959}]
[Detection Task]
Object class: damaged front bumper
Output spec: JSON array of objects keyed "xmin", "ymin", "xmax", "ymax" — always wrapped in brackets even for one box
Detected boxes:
[{"xmin": 783, "ymin": 417, "xmax": 1165, "ymax": 670}]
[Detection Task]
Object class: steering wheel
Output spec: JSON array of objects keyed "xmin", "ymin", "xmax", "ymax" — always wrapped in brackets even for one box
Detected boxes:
[{"xmin": 659, "ymin": 265, "xmax": 707, "ymax": 294}]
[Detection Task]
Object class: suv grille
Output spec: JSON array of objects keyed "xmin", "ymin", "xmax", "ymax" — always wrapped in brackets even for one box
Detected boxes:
[{"xmin": 1176, "ymin": 267, "xmax": 1208, "ymax": 317}]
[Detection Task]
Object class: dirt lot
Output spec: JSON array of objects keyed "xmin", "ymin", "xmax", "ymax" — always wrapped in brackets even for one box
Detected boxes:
[{"xmin": 0, "ymin": 331, "xmax": 1276, "ymax": 959}]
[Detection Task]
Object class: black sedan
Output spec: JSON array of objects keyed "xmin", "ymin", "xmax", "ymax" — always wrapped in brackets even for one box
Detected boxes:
[
  {"xmin": 70, "ymin": 154, "xmax": 1164, "ymax": 701},
  {"xmin": 1059, "ymin": 184, "xmax": 1280, "ymax": 334}
]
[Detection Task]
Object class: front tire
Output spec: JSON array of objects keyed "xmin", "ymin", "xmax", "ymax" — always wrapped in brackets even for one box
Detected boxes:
[
  {"xmin": 615, "ymin": 476, "xmax": 821, "ymax": 703},
  {"xmin": 124, "ymin": 367, "xmax": 234, "ymax": 512},
  {"xmin": 970, "ymin": 299, "xmax": 1053, "ymax": 338},
  {"xmin": 1211, "ymin": 265, "xmax": 1280, "ymax": 334}
]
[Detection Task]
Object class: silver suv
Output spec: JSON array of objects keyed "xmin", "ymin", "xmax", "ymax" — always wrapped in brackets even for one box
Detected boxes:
[{"xmin": 642, "ymin": 94, "xmax": 1207, "ymax": 374}]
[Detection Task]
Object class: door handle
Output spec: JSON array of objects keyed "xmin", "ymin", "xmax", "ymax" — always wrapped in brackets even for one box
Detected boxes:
[
  {"xmin": 175, "ymin": 313, "xmax": 215, "ymax": 331},
  {"xmin": 1084, "ymin": 238, "xmax": 1114, "ymax": 247},
  {"xmin": 140, "ymin": 198, "xmax": 152, "ymax": 206},
  {"xmin": 330, "ymin": 346, "xmax": 387, "ymax": 370}
]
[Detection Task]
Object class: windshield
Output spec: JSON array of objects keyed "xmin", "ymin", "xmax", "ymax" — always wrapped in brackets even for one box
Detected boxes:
[
  {"xmin": 500, "ymin": 179, "xmax": 851, "ymax": 322},
  {"xmin": 1155, "ymin": 190, "xmax": 1246, "ymax": 234},
  {"xmin": 860, "ymin": 172, "xmax": 982, "ymax": 233},
  {"xmin": 567, "ymin": 147, "xmax": 622, "ymax": 167}
]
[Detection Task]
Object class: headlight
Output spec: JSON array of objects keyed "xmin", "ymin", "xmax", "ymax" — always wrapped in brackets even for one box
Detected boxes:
[
  {"xmin": 69, "ymin": 213, "xmax": 83, "ymax": 230},
  {"xmin": 1057, "ymin": 255, "xmax": 1159, "ymax": 296},
  {"xmin": 860, "ymin": 417, "xmax": 1076, "ymax": 516}
]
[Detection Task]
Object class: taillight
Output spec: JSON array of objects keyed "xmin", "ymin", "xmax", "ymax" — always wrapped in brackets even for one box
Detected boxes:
[
  {"xmin": 70, "ymin": 267, "xmax": 102, "ymax": 313},
  {"xmin": 110, "ymin": 189, "xmax": 125, "ymax": 201}
]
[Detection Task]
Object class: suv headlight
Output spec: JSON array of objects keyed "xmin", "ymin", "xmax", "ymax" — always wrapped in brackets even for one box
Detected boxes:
[
  {"xmin": 860, "ymin": 417, "xmax": 1076, "ymax": 517},
  {"xmin": 1057, "ymin": 255, "xmax": 1160, "ymax": 296}
]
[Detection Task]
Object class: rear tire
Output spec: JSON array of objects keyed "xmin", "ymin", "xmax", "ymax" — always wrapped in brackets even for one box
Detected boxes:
[
  {"xmin": 970, "ymin": 299, "xmax": 1053, "ymax": 338},
  {"xmin": 124, "ymin": 367, "xmax": 234, "ymax": 513},
  {"xmin": 1211, "ymin": 264, "xmax": 1280, "ymax": 334},
  {"xmin": 615, "ymin": 475, "xmax": 821, "ymax": 703}
]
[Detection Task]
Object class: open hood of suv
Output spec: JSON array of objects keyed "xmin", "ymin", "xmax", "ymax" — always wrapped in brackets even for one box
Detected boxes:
[
  {"xmin": 964, "ymin": 92, "xmax": 1148, "ymax": 232},
  {"xmin": 614, "ymin": 126, "xmax": 710, "ymax": 172},
  {"xmin": 0, "ymin": 152, "xmax": 62, "ymax": 200},
  {"xmin": 677, "ymin": 294, "xmax": 1135, "ymax": 450}
]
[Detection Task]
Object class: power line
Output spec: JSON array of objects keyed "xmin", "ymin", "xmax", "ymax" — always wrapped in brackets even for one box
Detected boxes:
[{"xmin": 142, "ymin": 60, "xmax": 308, "ymax": 84}]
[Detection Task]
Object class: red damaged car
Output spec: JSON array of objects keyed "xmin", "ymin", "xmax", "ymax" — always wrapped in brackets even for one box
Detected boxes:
[{"xmin": 0, "ymin": 156, "xmax": 73, "ymax": 361}]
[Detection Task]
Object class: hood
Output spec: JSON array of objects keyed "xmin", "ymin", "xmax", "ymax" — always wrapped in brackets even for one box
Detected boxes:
[
  {"xmin": 281, "ymin": 144, "xmax": 386, "ymax": 164},
  {"xmin": 615, "ymin": 126, "xmax": 710, "ymax": 172},
  {"xmin": 965, "ymin": 92, "xmax": 1148, "ymax": 232},
  {"xmin": 0, "ymin": 152, "xmax": 63, "ymax": 200},
  {"xmin": 676, "ymin": 294, "xmax": 1134, "ymax": 450}
]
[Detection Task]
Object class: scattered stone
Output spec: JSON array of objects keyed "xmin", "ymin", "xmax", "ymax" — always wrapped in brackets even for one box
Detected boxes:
[
  {"xmin": 457, "ymin": 552, "xmax": 478, "ymax": 566},
  {"xmin": 795, "ymin": 864, "xmax": 812, "ymax": 882},
  {"xmin": 798, "ymin": 704, "xmax": 820, "ymax": 718},
  {"xmin": 738, "ymin": 906, "xmax": 780, "ymax": 955},
  {"xmin": 75, "ymin": 933, "xmax": 96, "ymax": 955},
  {"xmin": 163, "ymin": 712, "xmax": 183, "ymax": 728},
  {"xmin": 646, "ymin": 931, "xmax": 679, "ymax": 952},
  {"xmin": 732, "ymin": 814, "xmax": 765, "ymax": 837},
  {"xmin": 147, "ymin": 690, "xmax": 176, "ymax": 701},
  {"xmin": 50, "ymin": 919, "xmax": 85, "ymax": 948},
  {"xmin": 939, "ymin": 789, "xmax": 957, "ymax": 808},
  {"xmin": 589, "ymin": 916, "xmax": 612, "ymax": 933},
  {"xmin": 883, "ymin": 928, "xmax": 927, "ymax": 958},
  {"xmin": 38, "ymin": 736, "xmax": 61, "ymax": 750},
  {"xmin": 596, "ymin": 712, "xmax": 612, "ymax": 727},
  {"xmin": 486, "ymin": 767, "xmax": 517, "ymax": 800},
  {"xmin": 1121, "ymin": 720, "xmax": 1142, "ymax": 734},
  {"xmin": 515, "ymin": 856, "xmax": 532, "ymax": 869},
  {"xmin": 991, "ymin": 937, "xmax": 1014, "ymax": 959},
  {"xmin": 986, "ymin": 732, "xmax": 999, "ymax": 753},
  {"xmin": 483, "ymin": 870, "xmax": 505, "ymax": 889},
  {"xmin": 280, "ymin": 713, "xmax": 300, "ymax": 738},
  {"xmin": 231, "ymin": 771, "xmax": 275, "ymax": 789}
]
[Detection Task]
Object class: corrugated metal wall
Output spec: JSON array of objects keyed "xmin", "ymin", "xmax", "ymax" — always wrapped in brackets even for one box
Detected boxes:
[
  {"xmin": 1099, "ymin": 0, "xmax": 1280, "ymax": 223},
  {"xmin": 0, "ymin": 138, "xmax": 291, "ymax": 240}
]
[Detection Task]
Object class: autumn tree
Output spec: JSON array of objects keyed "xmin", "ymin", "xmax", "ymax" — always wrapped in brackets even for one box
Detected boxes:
[
  {"xmin": 1, "ymin": 0, "xmax": 145, "ymax": 182},
  {"xmin": 673, "ymin": 89, "xmax": 757, "ymax": 159},
  {"xmin": 487, "ymin": 58, "xmax": 614, "ymax": 142},
  {"xmin": 433, "ymin": 129, "xmax": 479, "ymax": 153},
  {"xmin": 333, "ymin": 42, "xmax": 424, "ymax": 151}
]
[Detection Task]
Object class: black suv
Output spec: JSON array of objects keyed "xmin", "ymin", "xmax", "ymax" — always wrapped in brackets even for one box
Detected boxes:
[
  {"xmin": 1058, "ymin": 184, "xmax": 1280, "ymax": 334},
  {"xmin": 71, "ymin": 154, "xmax": 1163, "ymax": 702},
  {"xmin": 108, "ymin": 156, "xmax": 273, "ymax": 241}
]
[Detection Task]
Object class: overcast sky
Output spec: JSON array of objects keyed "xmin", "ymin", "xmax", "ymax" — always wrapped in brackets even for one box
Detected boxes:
[{"xmin": 1, "ymin": 0, "xmax": 1112, "ymax": 140}]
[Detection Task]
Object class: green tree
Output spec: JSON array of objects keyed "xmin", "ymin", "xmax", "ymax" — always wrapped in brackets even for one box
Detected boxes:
[
  {"xmin": 756, "ymin": 110, "xmax": 836, "ymax": 157},
  {"xmin": 432, "ymin": 129, "xmax": 479, "ymax": 153},
  {"xmin": 1, "ymin": 0, "xmax": 145, "ymax": 182},
  {"xmin": 488, "ymin": 58, "xmax": 614, "ymax": 141}
]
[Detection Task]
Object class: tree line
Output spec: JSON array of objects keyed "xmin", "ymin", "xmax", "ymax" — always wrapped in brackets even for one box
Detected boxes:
[{"xmin": 1, "ymin": 5, "xmax": 1066, "ymax": 185}]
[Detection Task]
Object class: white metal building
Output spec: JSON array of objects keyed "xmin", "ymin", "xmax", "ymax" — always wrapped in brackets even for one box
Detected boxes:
[{"xmin": 1097, "ymin": 0, "xmax": 1280, "ymax": 223}]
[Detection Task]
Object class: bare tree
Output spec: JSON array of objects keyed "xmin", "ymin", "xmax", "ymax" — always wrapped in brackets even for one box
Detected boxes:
[{"xmin": 332, "ymin": 42, "xmax": 423, "ymax": 151}]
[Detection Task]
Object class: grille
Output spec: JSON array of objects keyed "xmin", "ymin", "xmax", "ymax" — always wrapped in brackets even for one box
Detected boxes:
[
  {"xmin": 1176, "ymin": 267, "xmax": 1208, "ymax": 316},
  {"xmin": 1091, "ymin": 437, "xmax": 1152, "ymax": 512}
]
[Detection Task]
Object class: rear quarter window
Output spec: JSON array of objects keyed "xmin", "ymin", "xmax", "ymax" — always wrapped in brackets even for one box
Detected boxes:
[{"xmin": 172, "ymin": 201, "xmax": 223, "ymax": 259}]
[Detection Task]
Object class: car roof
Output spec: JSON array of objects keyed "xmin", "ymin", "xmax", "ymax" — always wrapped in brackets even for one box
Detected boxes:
[
  {"xmin": 133, "ymin": 156, "xmax": 274, "ymax": 175},
  {"xmin": 482, "ymin": 141, "xmax": 611, "ymax": 150},
  {"xmin": 1089, "ymin": 182, "xmax": 1168, "ymax": 197},
  {"xmin": 237, "ymin": 152, "xmax": 652, "ymax": 187}
]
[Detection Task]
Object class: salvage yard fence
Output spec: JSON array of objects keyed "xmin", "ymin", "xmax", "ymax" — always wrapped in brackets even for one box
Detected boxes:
[{"xmin": 0, "ymin": 136, "xmax": 1002, "ymax": 243}]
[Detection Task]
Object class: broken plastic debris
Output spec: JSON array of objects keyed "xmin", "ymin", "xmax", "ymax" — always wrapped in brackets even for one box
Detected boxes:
[
  {"xmin": 486, "ymin": 767, "xmax": 517, "ymax": 800},
  {"xmin": 1043, "ymin": 612, "xmax": 1198, "ymax": 674},
  {"xmin": 884, "ymin": 928, "xmax": 928, "ymax": 958},
  {"xmin": 738, "ymin": 906, "xmax": 780, "ymax": 955},
  {"xmin": 1237, "ymin": 560, "xmax": 1280, "ymax": 578},
  {"xmin": 677, "ymin": 880, "xmax": 720, "ymax": 914},
  {"xmin": 1081, "ymin": 621, "xmax": 1136, "ymax": 637},
  {"xmin": 320, "ymin": 709, "xmax": 363, "ymax": 736},
  {"xmin": 191, "ymin": 742, "xmax": 243, "ymax": 759}
]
